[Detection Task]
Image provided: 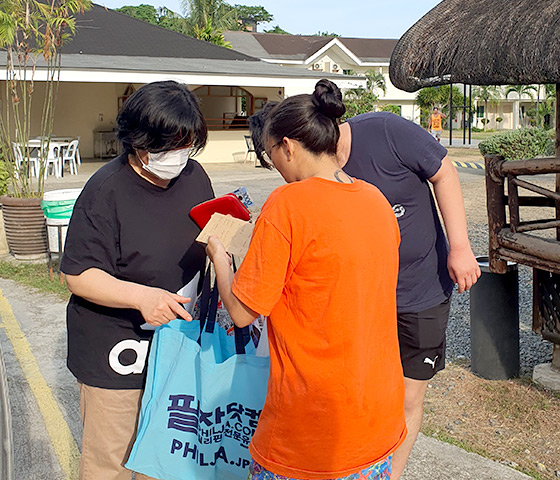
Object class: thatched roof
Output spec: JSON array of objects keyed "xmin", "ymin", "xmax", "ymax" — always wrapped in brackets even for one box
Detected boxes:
[{"xmin": 389, "ymin": 0, "xmax": 560, "ymax": 92}]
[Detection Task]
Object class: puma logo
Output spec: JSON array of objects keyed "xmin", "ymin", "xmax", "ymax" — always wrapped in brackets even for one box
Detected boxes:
[{"xmin": 424, "ymin": 356, "xmax": 439, "ymax": 369}]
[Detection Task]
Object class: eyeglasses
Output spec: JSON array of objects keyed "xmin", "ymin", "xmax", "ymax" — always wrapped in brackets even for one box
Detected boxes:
[{"xmin": 260, "ymin": 140, "xmax": 282, "ymax": 168}]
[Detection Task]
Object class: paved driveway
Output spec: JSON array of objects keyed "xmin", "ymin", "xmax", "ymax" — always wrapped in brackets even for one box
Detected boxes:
[{"xmin": 0, "ymin": 160, "xmax": 530, "ymax": 480}]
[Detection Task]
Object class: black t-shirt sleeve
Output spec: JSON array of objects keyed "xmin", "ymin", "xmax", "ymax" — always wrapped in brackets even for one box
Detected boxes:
[
  {"xmin": 61, "ymin": 205, "xmax": 118, "ymax": 276},
  {"xmin": 384, "ymin": 114, "xmax": 448, "ymax": 179}
]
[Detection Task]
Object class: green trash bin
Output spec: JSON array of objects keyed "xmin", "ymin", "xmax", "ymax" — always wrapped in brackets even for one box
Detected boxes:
[{"xmin": 41, "ymin": 188, "xmax": 82, "ymax": 253}]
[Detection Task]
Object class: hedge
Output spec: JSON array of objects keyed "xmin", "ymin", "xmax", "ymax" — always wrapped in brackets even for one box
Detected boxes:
[{"xmin": 478, "ymin": 127, "xmax": 554, "ymax": 161}]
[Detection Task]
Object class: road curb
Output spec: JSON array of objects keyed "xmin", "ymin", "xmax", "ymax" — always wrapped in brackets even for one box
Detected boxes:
[{"xmin": 452, "ymin": 161, "xmax": 485, "ymax": 170}]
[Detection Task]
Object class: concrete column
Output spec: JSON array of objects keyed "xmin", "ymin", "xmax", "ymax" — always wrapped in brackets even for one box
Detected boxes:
[{"xmin": 513, "ymin": 99, "xmax": 520, "ymax": 129}]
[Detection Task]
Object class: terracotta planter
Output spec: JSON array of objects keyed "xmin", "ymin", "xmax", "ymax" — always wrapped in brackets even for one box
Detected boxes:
[{"xmin": 0, "ymin": 196, "xmax": 47, "ymax": 257}]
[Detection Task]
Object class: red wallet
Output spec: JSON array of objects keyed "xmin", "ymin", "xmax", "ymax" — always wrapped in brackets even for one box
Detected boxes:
[{"xmin": 190, "ymin": 194, "xmax": 251, "ymax": 229}]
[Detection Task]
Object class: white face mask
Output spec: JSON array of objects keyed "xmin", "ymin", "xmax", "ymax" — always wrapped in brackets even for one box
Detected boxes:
[{"xmin": 138, "ymin": 147, "xmax": 192, "ymax": 180}]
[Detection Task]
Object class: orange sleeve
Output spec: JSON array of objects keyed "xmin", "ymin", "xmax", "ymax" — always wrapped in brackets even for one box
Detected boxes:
[{"xmin": 232, "ymin": 216, "xmax": 291, "ymax": 316}]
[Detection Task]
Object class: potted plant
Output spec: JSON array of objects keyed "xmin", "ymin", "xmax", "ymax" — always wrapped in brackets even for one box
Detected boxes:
[{"xmin": 0, "ymin": 0, "xmax": 91, "ymax": 257}]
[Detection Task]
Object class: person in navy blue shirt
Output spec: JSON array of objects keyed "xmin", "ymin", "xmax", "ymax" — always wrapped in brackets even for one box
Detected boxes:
[{"xmin": 337, "ymin": 111, "xmax": 480, "ymax": 480}]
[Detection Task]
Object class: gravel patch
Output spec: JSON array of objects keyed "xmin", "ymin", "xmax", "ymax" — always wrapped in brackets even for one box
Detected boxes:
[{"xmin": 446, "ymin": 169, "xmax": 554, "ymax": 375}]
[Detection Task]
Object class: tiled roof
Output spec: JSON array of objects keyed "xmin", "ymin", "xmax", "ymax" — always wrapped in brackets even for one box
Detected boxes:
[
  {"xmin": 50, "ymin": 53, "xmax": 340, "ymax": 78},
  {"xmin": 63, "ymin": 4, "xmax": 258, "ymax": 61},
  {"xmin": 253, "ymin": 33, "xmax": 331, "ymax": 57},
  {"xmin": 224, "ymin": 31, "xmax": 398, "ymax": 63},
  {"xmin": 339, "ymin": 38, "xmax": 398, "ymax": 62}
]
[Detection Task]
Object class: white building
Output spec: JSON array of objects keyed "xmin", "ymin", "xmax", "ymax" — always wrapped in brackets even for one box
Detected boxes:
[
  {"xmin": 224, "ymin": 31, "xmax": 420, "ymax": 122},
  {"xmin": 224, "ymin": 31, "xmax": 551, "ymax": 130}
]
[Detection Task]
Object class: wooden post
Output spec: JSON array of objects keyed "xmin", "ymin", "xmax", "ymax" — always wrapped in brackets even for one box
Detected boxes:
[
  {"xmin": 533, "ymin": 269, "xmax": 542, "ymax": 334},
  {"xmin": 485, "ymin": 154, "xmax": 507, "ymax": 273},
  {"xmin": 507, "ymin": 175, "xmax": 520, "ymax": 232}
]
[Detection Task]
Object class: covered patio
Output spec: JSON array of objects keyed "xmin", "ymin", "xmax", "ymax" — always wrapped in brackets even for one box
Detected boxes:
[{"xmin": 0, "ymin": 4, "xmax": 364, "ymax": 165}]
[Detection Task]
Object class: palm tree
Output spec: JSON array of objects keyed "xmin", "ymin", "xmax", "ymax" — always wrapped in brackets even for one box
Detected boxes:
[
  {"xmin": 192, "ymin": 18, "xmax": 231, "ymax": 47},
  {"xmin": 365, "ymin": 70, "xmax": 386, "ymax": 97},
  {"xmin": 506, "ymin": 84, "xmax": 537, "ymax": 127},
  {"xmin": 181, "ymin": 0, "xmax": 237, "ymax": 45},
  {"xmin": 416, "ymin": 87, "xmax": 441, "ymax": 127},
  {"xmin": 416, "ymin": 87, "xmax": 441, "ymax": 110},
  {"xmin": 537, "ymin": 84, "xmax": 556, "ymax": 128},
  {"xmin": 473, "ymin": 86, "xmax": 500, "ymax": 131},
  {"xmin": 415, "ymin": 86, "xmax": 464, "ymax": 128}
]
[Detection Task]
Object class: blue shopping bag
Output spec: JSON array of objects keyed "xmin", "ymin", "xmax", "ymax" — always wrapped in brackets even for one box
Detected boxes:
[{"xmin": 126, "ymin": 269, "xmax": 270, "ymax": 480}]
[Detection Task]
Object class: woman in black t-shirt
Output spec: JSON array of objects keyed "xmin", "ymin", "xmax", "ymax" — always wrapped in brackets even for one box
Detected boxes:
[{"xmin": 61, "ymin": 81, "xmax": 214, "ymax": 480}]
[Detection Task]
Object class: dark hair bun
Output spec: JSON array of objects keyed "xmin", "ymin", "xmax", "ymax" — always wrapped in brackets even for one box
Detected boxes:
[{"xmin": 312, "ymin": 79, "xmax": 346, "ymax": 119}]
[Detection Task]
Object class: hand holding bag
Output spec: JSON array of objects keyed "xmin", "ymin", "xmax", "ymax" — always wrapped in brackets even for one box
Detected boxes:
[{"xmin": 126, "ymin": 267, "xmax": 269, "ymax": 480}]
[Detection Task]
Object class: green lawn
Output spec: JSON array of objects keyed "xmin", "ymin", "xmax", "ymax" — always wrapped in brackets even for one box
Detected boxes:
[
  {"xmin": 447, "ymin": 148, "xmax": 485, "ymax": 161},
  {"xmin": 0, "ymin": 259, "xmax": 70, "ymax": 301},
  {"xmin": 440, "ymin": 129, "xmax": 512, "ymax": 140}
]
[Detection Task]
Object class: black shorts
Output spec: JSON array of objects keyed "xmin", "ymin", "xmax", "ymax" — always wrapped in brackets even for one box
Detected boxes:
[{"xmin": 397, "ymin": 298, "xmax": 451, "ymax": 381}]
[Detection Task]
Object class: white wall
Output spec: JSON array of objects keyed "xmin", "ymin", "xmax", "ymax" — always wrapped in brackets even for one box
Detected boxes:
[
  {"xmin": 196, "ymin": 95, "xmax": 238, "ymax": 127},
  {"xmin": 195, "ymin": 130, "xmax": 250, "ymax": 163},
  {"xmin": 243, "ymin": 87, "xmax": 284, "ymax": 103},
  {"xmin": 1, "ymin": 80, "xmax": 138, "ymax": 158},
  {"xmin": 269, "ymin": 49, "xmax": 420, "ymax": 123}
]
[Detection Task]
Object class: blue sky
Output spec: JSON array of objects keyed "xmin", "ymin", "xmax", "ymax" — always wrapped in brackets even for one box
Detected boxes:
[{"xmin": 97, "ymin": 0, "xmax": 442, "ymax": 38}]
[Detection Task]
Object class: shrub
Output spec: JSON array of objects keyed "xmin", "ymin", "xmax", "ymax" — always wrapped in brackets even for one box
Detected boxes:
[
  {"xmin": 479, "ymin": 127, "xmax": 554, "ymax": 161},
  {"xmin": 0, "ymin": 142, "xmax": 11, "ymax": 196},
  {"xmin": 379, "ymin": 104, "xmax": 401, "ymax": 115},
  {"xmin": 342, "ymin": 89, "xmax": 377, "ymax": 121},
  {"xmin": 0, "ymin": 163, "xmax": 10, "ymax": 197}
]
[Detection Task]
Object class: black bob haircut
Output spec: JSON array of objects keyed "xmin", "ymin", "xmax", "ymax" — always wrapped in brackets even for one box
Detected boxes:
[{"xmin": 117, "ymin": 81, "xmax": 207, "ymax": 156}]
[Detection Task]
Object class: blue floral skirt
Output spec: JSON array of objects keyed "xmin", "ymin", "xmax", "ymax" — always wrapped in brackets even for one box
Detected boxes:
[{"xmin": 247, "ymin": 455, "xmax": 392, "ymax": 480}]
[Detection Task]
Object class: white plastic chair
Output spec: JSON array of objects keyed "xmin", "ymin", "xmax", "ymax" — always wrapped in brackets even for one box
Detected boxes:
[
  {"xmin": 61, "ymin": 139, "xmax": 79, "ymax": 175},
  {"xmin": 244, "ymin": 135, "xmax": 256, "ymax": 165},
  {"xmin": 44, "ymin": 144, "xmax": 61, "ymax": 178},
  {"xmin": 75, "ymin": 136, "xmax": 81, "ymax": 165},
  {"xmin": 12, "ymin": 143, "xmax": 39, "ymax": 177},
  {"xmin": 11, "ymin": 143, "xmax": 23, "ymax": 178}
]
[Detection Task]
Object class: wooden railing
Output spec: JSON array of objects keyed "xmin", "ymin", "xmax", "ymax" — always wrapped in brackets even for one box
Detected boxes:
[
  {"xmin": 485, "ymin": 154, "xmax": 560, "ymax": 274},
  {"xmin": 485, "ymin": 154, "xmax": 560, "ymax": 345},
  {"xmin": 205, "ymin": 116, "xmax": 249, "ymax": 131}
]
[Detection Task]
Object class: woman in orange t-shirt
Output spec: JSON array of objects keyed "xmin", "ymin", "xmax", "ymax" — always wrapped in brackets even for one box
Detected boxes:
[{"xmin": 206, "ymin": 79, "xmax": 406, "ymax": 480}]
